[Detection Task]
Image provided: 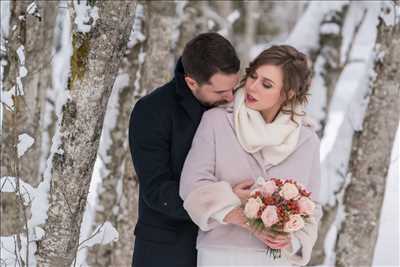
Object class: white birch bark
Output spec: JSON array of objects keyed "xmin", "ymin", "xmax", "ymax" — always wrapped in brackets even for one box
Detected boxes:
[
  {"xmin": 334, "ymin": 3, "xmax": 400, "ymax": 266},
  {"xmin": 1, "ymin": 0, "xmax": 58, "ymax": 237},
  {"xmin": 35, "ymin": 1, "xmax": 136, "ymax": 266}
]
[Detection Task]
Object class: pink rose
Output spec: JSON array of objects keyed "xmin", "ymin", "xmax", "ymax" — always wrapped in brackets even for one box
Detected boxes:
[
  {"xmin": 279, "ymin": 182, "xmax": 299, "ymax": 200},
  {"xmin": 297, "ymin": 196, "xmax": 315, "ymax": 215},
  {"xmin": 244, "ymin": 197, "xmax": 263, "ymax": 219},
  {"xmin": 283, "ymin": 214, "xmax": 305, "ymax": 233},
  {"xmin": 261, "ymin": 205, "xmax": 279, "ymax": 227},
  {"xmin": 261, "ymin": 180, "xmax": 277, "ymax": 196}
]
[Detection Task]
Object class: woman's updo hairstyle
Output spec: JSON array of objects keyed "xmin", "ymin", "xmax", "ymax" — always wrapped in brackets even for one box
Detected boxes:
[{"xmin": 240, "ymin": 45, "xmax": 312, "ymax": 120}]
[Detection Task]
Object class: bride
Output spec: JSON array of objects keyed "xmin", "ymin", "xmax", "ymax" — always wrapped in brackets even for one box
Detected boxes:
[{"xmin": 179, "ymin": 45, "xmax": 322, "ymax": 267}]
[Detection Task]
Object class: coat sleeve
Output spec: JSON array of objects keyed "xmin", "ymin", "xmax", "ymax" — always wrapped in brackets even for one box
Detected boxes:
[
  {"xmin": 179, "ymin": 111, "xmax": 241, "ymax": 231},
  {"xmin": 129, "ymin": 98, "xmax": 190, "ymax": 221},
  {"xmin": 283, "ymin": 137, "xmax": 323, "ymax": 266}
]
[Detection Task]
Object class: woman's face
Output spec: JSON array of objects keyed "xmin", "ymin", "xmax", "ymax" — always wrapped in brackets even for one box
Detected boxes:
[{"xmin": 244, "ymin": 64, "xmax": 286, "ymax": 114}]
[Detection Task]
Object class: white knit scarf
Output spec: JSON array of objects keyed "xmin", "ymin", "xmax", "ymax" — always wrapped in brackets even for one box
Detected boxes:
[{"xmin": 233, "ymin": 88, "xmax": 304, "ymax": 166}]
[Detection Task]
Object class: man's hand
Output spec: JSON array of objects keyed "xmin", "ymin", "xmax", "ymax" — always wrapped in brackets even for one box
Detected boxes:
[{"xmin": 232, "ymin": 179, "xmax": 254, "ymax": 204}]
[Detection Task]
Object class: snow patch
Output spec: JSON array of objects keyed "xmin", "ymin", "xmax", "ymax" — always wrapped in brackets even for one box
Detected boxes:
[
  {"xmin": 79, "ymin": 221, "xmax": 119, "ymax": 248},
  {"xmin": 305, "ymin": 55, "xmax": 328, "ymax": 132},
  {"xmin": 26, "ymin": 1, "xmax": 40, "ymax": 19},
  {"xmin": 73, "ymin": 0, "xmax": 99, "ymax": 33},
  {"xmin": 380, "ymin": 1, "xmax": 398, "ymax": 26},
  {"xmin": 1, "ymin": 86, "xmax": 16, "ymax": 111},
  {"xmin": 287, "ymin": 1, "xmax": 348, "ymax": 55},
  {"xmin": 320, "ymin": 2, "xmax": 380, "ymax": 206},
  {"xmin": 0, "ymin": 176, "xmax": 44, "ymax": 266},
  {"xmin": 17, "ymin": 133, "xmax": 35, "ymax": 158},
  {"xmin": 227, "ymin": 10, "xmax": 240, "ymax": 24},
  {"xmin": 127, "ymin": 3, "xmax": 146, "ymax": 49},
  {"xmin": 320, "ymin": 22, "xmax": 340, "ymax": 35}
]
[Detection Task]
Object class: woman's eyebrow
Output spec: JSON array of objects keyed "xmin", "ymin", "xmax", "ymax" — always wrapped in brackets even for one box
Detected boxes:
[
  {"xmin": 260, "ymin": 75, "xmax": 275, "ymax": 85},
  {"xmin": 255, "ymin": 71, "xmax": 275, "ymax": 85}
]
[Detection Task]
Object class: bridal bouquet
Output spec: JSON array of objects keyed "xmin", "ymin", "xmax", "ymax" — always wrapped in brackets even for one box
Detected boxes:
[{"xmin": 243, "ymin": 177, "xmax": 316, "ymax": 259}]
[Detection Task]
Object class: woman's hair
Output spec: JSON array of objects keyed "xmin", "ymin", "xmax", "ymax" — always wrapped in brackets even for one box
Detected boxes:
[{"xmin": 240, "ymin": 45, "xmax": 312, "ymax": 122}]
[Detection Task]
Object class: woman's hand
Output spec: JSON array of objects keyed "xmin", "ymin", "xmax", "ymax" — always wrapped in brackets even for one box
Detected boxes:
[
  {"xmin": 252, "ymin": 229, "xmax": 291, "ymax": 249},
  {"xmin": 232, "ymin": 179, "xmax": 254, "ymax": 204},
  {"xmin": 223, "ymin": 207, "xmax": 291, "ymax": 249}
]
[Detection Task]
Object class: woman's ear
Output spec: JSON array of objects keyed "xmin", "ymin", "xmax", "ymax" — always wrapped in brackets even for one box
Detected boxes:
[
  {"xmin": 184, "ymin": 76, "xmax": 199, "ymax": 92},
  {"xmin": 287, "ymin": 90, "xmax": 295, "ymax": 100}
]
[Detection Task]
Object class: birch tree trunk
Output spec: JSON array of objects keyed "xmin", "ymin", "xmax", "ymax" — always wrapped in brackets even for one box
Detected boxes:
[
  {"xmin": 86, "ymin": 4, "xmax": 145, "ymax": 266},
  {"xmin": 36, "ymin": 1, "xmax": 136, "ymax": 266},
  {"xmin": 334, "ymin": 5, "xmax": 400, "ymax": 266},
  {"xmin": 241, "ymin": 0, "xmax": 259, "ymax": 69},
  {"xmin": 174, "ymin": 1, "xmax": 207, "ymax": 59},
  {"xmin": 86, "ymin": 77, "xmax": 140, "ymax": 266},
  {"xmin": 88, "ymin": 1, "xmax": 187, "ymax": 264},
  {"xmin": 1, "ymin": 0, "xmax": 58, "ymax": 236},
  {"xmin": 140, "ymin": 1, "xmax": 178, "ymax": 94},
  {"xmin": 308, "ymin": 6, "xmax": 349, "ymax": 265},
  {"xmin": 214, "ymin": 0, "xmax": 234, "ymax": 38}
]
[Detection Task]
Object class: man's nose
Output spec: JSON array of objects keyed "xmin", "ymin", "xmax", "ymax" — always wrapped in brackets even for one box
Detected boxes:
[{"xmin": 224, "ymin": 90, "xmax": 234, "ymax": 102}]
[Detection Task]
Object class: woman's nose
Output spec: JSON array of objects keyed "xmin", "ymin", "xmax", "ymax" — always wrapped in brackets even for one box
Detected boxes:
[{"xmin": 247, "ymin": 78, "xmax": 258, "ymax": 93}]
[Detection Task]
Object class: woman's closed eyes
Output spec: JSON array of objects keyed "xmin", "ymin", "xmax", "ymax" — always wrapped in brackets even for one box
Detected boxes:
[{"xmin": 249, "ymin": 73, "xmax": 273, "ymax": 89}]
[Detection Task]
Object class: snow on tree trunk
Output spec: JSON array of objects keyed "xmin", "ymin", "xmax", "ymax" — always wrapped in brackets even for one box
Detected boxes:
[
  {"xmin": 86, "ymin": 73, "xmax": 140, "ymax": 266},
  {"xmin": 83, "ymin": 2, "xmax": 186, "ymax": 264},
  {"xmin": 35, "ymin": 1, "xmax": 136, "ymax": 266},
  {"xmin": 307, "ymin": 5, "xmax": 349, "ymax": 265},
  {"xmin": 314, "ymin": 3, "xmax": 385, "ymax": 265},
  {"xmin": 140, "ymin": 1, "xmax": 179, "ymax": 93},
  {"xmin": 213, "ymin": 0, "xmax": 234, "ymax": 38},
  {"xmin": 174, "ymin": 1, "xmax": 207, "ymax": 60},
  {"xmin": 85, "ymin": 4, "xmax": 146, "ymax": 266},
  {"xmin": 1, "ymin": 0, "xmax": 58, "ymax": 236},
  {"xmin": 241, "ymin": 0, "xmax": 259, "ymax": 69},
  {"xmin": 306, "ymin": 4, "xmax": 348, "ymax": 138},
  {"xmin": 334, "ymin": 4, "xmax": 400, "ymax": 267}
]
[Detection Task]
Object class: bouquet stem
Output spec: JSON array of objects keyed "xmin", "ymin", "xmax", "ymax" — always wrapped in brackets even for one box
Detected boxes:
[{"xmin": 266, "ymin": 247, "xmax": 281, "ymax": 259}]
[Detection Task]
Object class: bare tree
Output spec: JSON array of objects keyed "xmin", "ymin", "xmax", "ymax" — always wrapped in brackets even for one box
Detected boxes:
[
  {"xmin": 334, "ymin": 3, "xmax": 400, "ymax": 266},
  {"xmin": 140, "ymin": 1, "xmax": 179, "ymax": 93},
  {"xmin": 308, "ymin": 5, "xmax": 349, "ymax": 265},
  {"xmin": 1, "ymin": 0, "xmax": 58, "ymax": 238},
  {"xmin": 88, "ymin": 1, "xmax": 202, "ymax": 264},
  {"xmin": 35, "ymin": 1, "xmax": 136, "ymax": 266},
  {"xmin": 174, "ymin": 1, "xmax": 207, "ymax": 59},
  {"xmin": 86, "ymin": 3, "xmax": 145, "ymax": 266},
  {"xmin": 241, "ymin": 0, "xmax": 259, "ymax": 69},
  {"xmin": 78, "ymin": 3, "xmax": 220, "ymax": 265}
]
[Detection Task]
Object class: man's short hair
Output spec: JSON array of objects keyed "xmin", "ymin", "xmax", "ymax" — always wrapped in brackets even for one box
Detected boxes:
[{"xmin": 182, "ymin": 32, "xmax": 240, "ymax": 85}]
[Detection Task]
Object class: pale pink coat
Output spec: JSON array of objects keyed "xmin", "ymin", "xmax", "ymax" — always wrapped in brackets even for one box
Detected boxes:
[{"xmin": 179, "ymin": 106, "xmax": 322, "ymax": 266}]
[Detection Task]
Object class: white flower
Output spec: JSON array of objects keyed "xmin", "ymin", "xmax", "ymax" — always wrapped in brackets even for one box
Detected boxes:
[
  {"xmin": 244, "ymin": 197, "xmax": 263, "ymax": 219},
  {"xmin": 279, "ymin": 182, "xmax": 299, "ymax": 200},
  {"xmin": 283, "ymin": 214, "xmax": 305, "ymax": 233}
]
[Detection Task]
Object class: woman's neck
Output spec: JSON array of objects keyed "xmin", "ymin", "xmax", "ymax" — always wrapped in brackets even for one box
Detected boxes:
[{"xmin": 261, "ymin": 104, "xmax": 282, "ymax": 123}]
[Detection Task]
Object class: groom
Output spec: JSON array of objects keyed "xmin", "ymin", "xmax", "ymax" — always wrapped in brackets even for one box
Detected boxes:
[{"xmin": 129, "ymin": 33, "xmax": 241, "ymax": 267}]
